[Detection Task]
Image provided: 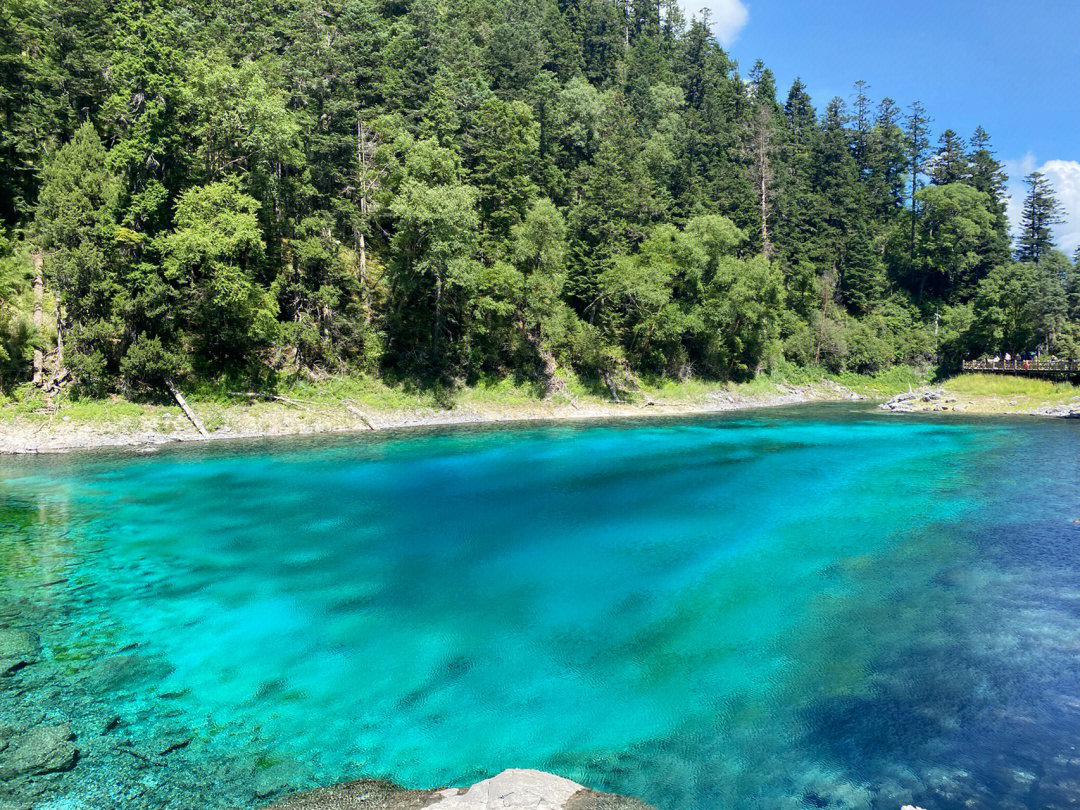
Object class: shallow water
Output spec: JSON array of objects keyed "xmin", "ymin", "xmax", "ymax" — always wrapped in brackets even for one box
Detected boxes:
[{"xmin": 2, "ymin": 404, "xmax": 1080, "ymax": 809}]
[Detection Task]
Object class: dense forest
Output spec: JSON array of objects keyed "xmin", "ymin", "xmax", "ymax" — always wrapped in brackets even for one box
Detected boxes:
[{"xmin": 1, "ymin": 0, "xmax": 1078, "ymax": 398}]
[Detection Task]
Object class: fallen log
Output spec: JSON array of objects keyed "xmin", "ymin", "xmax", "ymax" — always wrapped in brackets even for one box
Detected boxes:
[
  {"xmin": 167, "ymin": 380, "xmax": 208, "ymax": 436},
  {"xmin": 227, "ymin": 391, "xmax": 308, "ymax": 408},
  {"xmin": 343, "ymin": 401, "xmax": 376, "ymax": 430}
]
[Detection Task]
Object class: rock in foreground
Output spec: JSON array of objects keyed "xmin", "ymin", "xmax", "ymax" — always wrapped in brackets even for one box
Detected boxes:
[
  {"xmin": 265, "ymin": 769, "xmax": 655, "ymax": 810},
  {"xmin": 0, "ymin": 628, "xmax": 40, "ymax": 675},
  {"xmin": 0, "ymin": 723, "xmax": 78, "ymax": 779}
]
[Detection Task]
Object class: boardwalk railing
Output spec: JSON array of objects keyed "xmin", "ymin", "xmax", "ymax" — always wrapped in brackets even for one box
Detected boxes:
[{"xmin": 963, "ymin": 358, "xmax": 1080, "ymax": 377}]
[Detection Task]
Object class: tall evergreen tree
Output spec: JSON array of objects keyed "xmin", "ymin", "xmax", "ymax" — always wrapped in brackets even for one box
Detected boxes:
[
  {"xmin": 965, "ymin": 127, "xmax": 1010, "ymax": 239},
  {"xmin": 905, "ymin": 101, "xmax": 932, "ymax": 275},
  {"xmin": 929, "ymin": 129, "xmax": 968, "ymax": 186},
  {"xmin": 1016, "ymin": 170, "xmax": 1064, "ymax": 264}
]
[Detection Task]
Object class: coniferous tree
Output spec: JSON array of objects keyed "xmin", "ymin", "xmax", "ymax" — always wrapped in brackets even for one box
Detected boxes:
[
  {"xmin": 851, "ymin": 81, "xmax": 873, "ymax": 178},
  {"xmin": 965, "ymin": 126, "xmax": 1011, "ymax": 260},
  {"xmin": 864, "ymin": 98, "xmax": 907, "ymax": 221},
  {"xmin": 32, "ymin": 122, "xmax": 121, "ymax": 392},
  {"xmin": 904, "ymin": 101, "xmax": 932, "ymax": 279},
  {"xmin": 929, "ymin": 129, "xmax": 968, "ymax": 186},
  {"xmin": 1016, "ymin": 171, "xmax": 1064, "ymax": 264}
]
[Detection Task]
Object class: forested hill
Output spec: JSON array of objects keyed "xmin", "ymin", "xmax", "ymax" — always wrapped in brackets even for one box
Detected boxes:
[{"xmin": 0, "ymin": 0, "xmax": 1078, "ymax": 397}]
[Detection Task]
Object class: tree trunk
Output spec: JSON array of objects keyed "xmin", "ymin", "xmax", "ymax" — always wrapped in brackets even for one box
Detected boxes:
[
  {"xmin": 343, "ymin": 400, "xmax": 377, "ymax": 429},
  {"xmin": 601, "ymin": 368, "xmax": 620, "ymax": 402},
  {"xmin": 55, "ymin": 308, "xmax": 65, "ymax": 372},
  {"xmin": 815, "ymin": 272, "xmax": 831, "ymax": 366},
  {"xmin": 32, "ymin": 252, "xmax": 43, "ymax": 386},
  {"xmin": 358, "ymin": 231, "xmax": 367, "ymax": 288},
  {"xmin": 516, "ymin": 315, "xmax": 575, "ymax": 405},
  {"xmin": 358, "ymin": 229, "xmax": 369, "ymax": 320},
  {"xmin": 167, "ymin": 379, "xmax": 208, "ymax": 436},
  {"xmin": 355, "ymin": 118, "xmax": 379, "ymax": 325},
  {"xmin": 760, "ymin": 171, "xmax": 770, "ymax": 256},
  {"xmin": 432, "ymin": 272, "xmax": 444, "ymax": 353}
]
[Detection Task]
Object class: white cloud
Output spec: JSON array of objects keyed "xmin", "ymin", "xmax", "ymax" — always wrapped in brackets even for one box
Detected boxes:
[
  {"xmin": 680, "ymin": 0, "xmax": 749, "ymax": 47},
  {"xmin": 1005, "ymin": 154, "xmax": 1080, "ymax": 257},
  {"xmin": 1042, "ymin": 160, "xmax": 1080, "ymax": 256}
]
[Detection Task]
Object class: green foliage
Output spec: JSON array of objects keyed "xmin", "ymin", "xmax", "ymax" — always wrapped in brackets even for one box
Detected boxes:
[
  {"xmin": 33, "ymin": 121, "xmax": 122, "ymax": 393},
  {"xmin": 1016, "ymin": 171, "xmax": 1064, "ymax": 265},
  {"xmin": 0, "ymin": 238, "xmax": 34, "ymax": 386},
  {"xmin": 971, "ymin": 263, "xmax": 1041, "ymax": 354},
  {"xmin": 160, "ymin": 180, "xmax": 277, "ymax": 367},
  {"xmin": 911, "ymin": 183, "xmax": 1001, "ymax": 300},
  {"xmin": 1, "ymin": 0, "xmax": 1073, "ymax": 397},
  {"xmin": 387, "ymin": 175, "xmax": 482, "ymax": 370}
]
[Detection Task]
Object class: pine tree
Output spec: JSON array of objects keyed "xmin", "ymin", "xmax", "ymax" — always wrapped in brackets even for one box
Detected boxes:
[
  {"xmin": 1016, "ymin": 171, "xmax": 1064, "ymax": 264},
  {"xmin": 905, "ymin": 101, "xmax": 932, "ymax": 273},
  {"xmin": 851, "ymin": 80, "xmax": 873, "ymax": 177},
  {"xmin": 964, "ymin": 126, "xmax": 1011, "ymax": 266},
  {"xmin": 929, "ymin": 129, "xmax": 967, "ymax": 185},
  {"xmin": 773, "ymin": 79, "xmax": 818, "ymax": 310},
  {"xmin": 865, "ymin": 97, "xmax": 907, "ymax": 220},
  {"xmin": 742, "ymin": 103, "xmax": 777, "ymax": 257},
  {"xmin": 32, "ymin": 121, "xmax": 121, "ymax": 391}
]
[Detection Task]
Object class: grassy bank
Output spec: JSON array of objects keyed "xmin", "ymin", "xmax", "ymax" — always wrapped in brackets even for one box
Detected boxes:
[
  {"xmin": 0, "ymin": 367, "xmax": 929, "ymax": 426},
  {"xmin": 933, "ymin": 373, "xmax": 1080, "ymax": 414},
  {"xmin": 0, "ymin": 366, "xmax": 933, "ymax": 453}
]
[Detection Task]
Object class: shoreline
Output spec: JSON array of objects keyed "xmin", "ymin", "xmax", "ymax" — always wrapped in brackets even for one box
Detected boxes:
[
  {"xmin": 3, "ymin": 372, "xmax": 1077, "ymax": 455},
  {"xmin": 879, "ymin": 384, "xmax": 1080, "ymax": 418},
  {"xmin": 0, "ymin": 382, "xmax": 860, "ymax": 455}
]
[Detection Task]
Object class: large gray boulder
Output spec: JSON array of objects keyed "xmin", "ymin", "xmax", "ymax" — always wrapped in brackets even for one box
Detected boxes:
[
  {"xmin": 0, "ymin": 723, "xmax": 77, "ymax": 779},
  {"xmin": 265, "ymin": 769, "xmax": 655, "ymax": 810},
  {"xmin": 0, "ymin": 629, "xmax": 40, "ymax": 676}
]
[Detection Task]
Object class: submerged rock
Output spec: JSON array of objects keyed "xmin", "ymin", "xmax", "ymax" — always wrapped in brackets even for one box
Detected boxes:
[
  {"xmin": 0, "ymin": 723, "xmax": 77, "ymax": 778},
  {"xmin": 264, "ymin": 769, "xmax": 656, "ymax": 810},
  {"xmin": 155, "ymin": 731, "xmax": 192, "ymax": 756},
  {"xmin": 84, "ymin": 653, "xmax": 174, "ymax": 693},
  {"xmin": 264, "ymin": 777, "xmax": 436, "ymax": 810},
  {"xmin": 0, "ymin": 629, "xmax": 40, "ymax": 676}
]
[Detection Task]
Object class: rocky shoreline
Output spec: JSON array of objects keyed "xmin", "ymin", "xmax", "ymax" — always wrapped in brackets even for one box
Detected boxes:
[
  {"xmin": 0, "ymin": 382, "xmax": 860, "ymax": 455},
  {"xmin": 264, "ymin": 769, "xmax": 655, "ymax": 810},
  {"xmin": 880, "ymin": 387, "xmax": 1080, "ymax": 417}
]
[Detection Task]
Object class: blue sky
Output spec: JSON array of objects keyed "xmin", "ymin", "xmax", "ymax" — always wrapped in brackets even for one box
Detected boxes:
[{"xmin": 683, "ymin": 0, "xmax": 1080, "ymax": 254}]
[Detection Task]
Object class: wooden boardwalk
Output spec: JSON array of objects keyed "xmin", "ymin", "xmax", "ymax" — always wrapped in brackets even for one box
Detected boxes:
[{"xmin": 963, "ymin": 359, "xmax": 1080, "ymax": 379}]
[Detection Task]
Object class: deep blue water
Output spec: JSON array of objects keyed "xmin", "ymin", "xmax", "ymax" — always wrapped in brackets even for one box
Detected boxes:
[{"xmin": 2, "ymin": 404, "xmax": 1080, "ymax": 809}]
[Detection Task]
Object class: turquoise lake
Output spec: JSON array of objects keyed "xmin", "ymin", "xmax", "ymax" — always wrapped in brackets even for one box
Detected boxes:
[{"xmin": 2, "ymin": 404, "xmax": 1080, "ymax": 809}]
